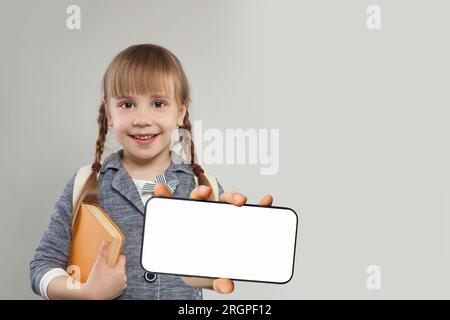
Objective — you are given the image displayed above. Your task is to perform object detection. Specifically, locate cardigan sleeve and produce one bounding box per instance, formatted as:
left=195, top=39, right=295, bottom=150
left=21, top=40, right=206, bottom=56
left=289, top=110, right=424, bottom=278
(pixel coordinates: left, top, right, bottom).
left=216, top=178, right=225, bottom=197
left=29, top=172, right=76, bottom=297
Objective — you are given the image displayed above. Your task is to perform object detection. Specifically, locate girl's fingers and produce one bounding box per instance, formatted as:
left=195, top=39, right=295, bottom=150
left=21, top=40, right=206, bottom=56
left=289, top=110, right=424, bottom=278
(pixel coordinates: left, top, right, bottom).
left=190, top=185, right=212, bottom=200
left=219, top=192, right=247, bottom=207
left=213, top=278, right=235, bottom=294
left=97, top=240, right=110, bottom=263
left=154, top=183, right=172, bottom=197
left=258, top=194, right=273, bottom=207
left=115, top=255, right=126, bottom=270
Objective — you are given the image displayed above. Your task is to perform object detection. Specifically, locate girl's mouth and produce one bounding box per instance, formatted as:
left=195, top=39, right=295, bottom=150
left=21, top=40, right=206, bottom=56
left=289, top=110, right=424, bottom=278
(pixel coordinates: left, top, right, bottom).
left=129, top=134, right=159, bottom=145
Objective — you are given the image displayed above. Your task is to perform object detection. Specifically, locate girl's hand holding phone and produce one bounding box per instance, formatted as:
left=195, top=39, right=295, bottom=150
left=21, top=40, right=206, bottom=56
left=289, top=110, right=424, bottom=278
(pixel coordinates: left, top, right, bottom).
left=153, top=183, right=273, bottom=294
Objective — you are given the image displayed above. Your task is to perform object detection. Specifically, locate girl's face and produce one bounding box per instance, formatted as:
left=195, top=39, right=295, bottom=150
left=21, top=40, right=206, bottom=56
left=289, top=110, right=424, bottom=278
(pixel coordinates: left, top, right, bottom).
left=105, top=83, right=186, bottom=165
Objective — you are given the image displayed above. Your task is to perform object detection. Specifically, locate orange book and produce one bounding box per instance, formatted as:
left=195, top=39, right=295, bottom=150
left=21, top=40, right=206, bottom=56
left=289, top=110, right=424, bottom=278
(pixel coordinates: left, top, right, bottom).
left=67, top=202, right=125, bottom=283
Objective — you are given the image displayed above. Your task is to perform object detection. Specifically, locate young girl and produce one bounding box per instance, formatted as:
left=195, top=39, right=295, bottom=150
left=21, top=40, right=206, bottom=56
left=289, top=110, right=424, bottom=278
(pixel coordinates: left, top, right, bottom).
left=29, top=44, right=273, bottom=300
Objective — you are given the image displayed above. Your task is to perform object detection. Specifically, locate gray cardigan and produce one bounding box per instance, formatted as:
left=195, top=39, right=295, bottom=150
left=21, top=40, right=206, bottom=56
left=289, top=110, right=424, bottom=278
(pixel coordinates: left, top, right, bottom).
left=29, top=149, right=224, bottom=299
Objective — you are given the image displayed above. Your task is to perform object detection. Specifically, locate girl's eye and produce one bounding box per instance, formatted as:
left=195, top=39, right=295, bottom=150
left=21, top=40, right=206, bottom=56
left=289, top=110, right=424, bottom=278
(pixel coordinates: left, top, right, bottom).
left=153, top=100, right=167, bottom=109
left=120, top=101, right=134, bottom=109
left=118, top=100, right=167, bottom=109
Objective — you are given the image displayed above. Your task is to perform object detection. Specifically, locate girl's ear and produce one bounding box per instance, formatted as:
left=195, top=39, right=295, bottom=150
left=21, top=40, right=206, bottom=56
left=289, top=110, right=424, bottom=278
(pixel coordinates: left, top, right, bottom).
left=103, top=99, right=113, bottom=127
left=177, top=103, right=188, bottom=127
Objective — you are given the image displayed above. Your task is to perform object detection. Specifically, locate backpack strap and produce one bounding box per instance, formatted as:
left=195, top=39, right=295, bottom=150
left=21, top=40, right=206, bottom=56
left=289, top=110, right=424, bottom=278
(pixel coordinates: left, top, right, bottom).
left=73, top=165, right=94, bottom=210
left=194, top=172, right=220, bottom=202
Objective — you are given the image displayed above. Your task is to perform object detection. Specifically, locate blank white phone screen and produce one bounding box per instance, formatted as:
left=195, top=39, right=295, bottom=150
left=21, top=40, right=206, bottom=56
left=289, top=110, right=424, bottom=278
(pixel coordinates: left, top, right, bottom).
left=141, top=197, right=298, bottom=284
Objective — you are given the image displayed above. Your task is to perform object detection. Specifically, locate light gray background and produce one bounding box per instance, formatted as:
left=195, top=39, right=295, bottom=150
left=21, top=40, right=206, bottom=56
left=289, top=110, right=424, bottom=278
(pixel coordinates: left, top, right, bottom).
left=1, top=0, right=449, bottom=299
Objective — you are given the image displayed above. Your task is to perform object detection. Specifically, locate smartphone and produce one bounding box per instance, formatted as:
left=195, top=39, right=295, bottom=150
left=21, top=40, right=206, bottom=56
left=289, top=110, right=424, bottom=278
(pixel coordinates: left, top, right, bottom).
left=140, top=196, right=299, bottom=284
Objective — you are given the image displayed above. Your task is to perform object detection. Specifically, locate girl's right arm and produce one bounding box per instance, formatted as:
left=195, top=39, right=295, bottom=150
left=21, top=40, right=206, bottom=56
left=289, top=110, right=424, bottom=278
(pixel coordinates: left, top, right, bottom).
left=47, top=241, right=127, bottom=300
left=29, top=173, right=77, bottom=298
left=29, top=173, right=126, bottom=300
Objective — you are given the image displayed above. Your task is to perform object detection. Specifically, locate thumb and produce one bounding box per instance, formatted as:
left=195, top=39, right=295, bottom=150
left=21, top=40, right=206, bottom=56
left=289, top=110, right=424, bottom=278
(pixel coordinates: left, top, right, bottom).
left=115, top=254, right=126, bottom=270
left=93, top=240, right=110, bottom=267
left=154, top=183, right=172, bottom=197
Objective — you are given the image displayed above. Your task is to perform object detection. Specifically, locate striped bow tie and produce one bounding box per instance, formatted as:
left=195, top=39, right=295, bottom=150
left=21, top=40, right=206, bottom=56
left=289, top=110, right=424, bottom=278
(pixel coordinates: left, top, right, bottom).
left=142, top=173, right=178, bottom=194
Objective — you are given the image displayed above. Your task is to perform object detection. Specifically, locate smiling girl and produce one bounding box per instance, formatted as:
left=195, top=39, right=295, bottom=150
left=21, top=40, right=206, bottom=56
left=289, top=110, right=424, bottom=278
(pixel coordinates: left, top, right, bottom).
left=29, top=44, right=273, bottom=300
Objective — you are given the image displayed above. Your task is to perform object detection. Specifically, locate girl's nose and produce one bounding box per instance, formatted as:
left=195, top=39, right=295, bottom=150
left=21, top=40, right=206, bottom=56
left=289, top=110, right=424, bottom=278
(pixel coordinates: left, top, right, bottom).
left=133, top=108, right=154, bottom=126
left=132, top=117, right=153, bottom=126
